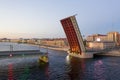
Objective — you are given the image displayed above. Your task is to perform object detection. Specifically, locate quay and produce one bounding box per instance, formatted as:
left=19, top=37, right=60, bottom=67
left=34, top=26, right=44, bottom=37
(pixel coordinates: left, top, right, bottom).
left=94, top=49, right=120, bottom=57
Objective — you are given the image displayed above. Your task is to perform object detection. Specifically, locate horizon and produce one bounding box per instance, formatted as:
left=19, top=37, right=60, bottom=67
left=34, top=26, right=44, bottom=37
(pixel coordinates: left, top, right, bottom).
left=0, top=0, right=120, bottom=38
left=0, top=30, right=120, bottom=39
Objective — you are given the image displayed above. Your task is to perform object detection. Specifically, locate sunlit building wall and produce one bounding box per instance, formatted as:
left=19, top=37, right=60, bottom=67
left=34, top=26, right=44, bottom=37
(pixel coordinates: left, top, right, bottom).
left=10, top=39, right=19, bottom=43
left=86, top=35, right=95, bottom=41
left=119, top=34, right=120, bottom=46
left=40, top=39, right=68, bottom=47
left=88, top=41, right=116, bottom=50
left=107, top=32, right=120, bottom=45
left=86, top=32, right=120, bottom=46
left=86, top=34, right=107, bottom=42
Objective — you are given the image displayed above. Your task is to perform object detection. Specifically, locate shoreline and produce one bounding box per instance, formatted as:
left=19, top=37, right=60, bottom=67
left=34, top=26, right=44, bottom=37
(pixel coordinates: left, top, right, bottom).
left=40, top=45, right=69, bottom=51
left=44, top=45, right=120, bottom=57
left=95, top=49, right=120, bottom=57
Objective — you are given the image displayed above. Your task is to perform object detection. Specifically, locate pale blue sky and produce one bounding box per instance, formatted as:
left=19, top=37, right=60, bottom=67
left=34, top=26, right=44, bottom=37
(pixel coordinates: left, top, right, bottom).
left=0, top=0, right=120, bottom=38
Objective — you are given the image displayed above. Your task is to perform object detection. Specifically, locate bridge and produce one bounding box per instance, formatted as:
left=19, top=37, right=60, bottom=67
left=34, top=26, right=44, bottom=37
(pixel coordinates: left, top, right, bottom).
left=0, top=43, right=44, bottom=57
left=60, top=15, right=120, bottom=58
left=0, top=16, right=119, bottom=58
left=60, top=15, right=98, bottom=58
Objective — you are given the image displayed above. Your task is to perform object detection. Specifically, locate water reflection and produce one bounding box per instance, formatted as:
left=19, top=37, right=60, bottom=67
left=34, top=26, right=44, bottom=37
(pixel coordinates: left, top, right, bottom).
left=66, top=55, right=86, bottom=80
left=44, top=64, right=50, bottom=80
left=94, top=60, right=106, bottom=80
left=66, top=55, right=109, bottom=80
left=66, top=55, right=71, bottom=65
left=8, top=63, right=14, bottom=80
left=38, top=61, right=50, bottom=80
left=0, top=46, right=120, bottom=80
left=0, top=55, right=50, bottom=80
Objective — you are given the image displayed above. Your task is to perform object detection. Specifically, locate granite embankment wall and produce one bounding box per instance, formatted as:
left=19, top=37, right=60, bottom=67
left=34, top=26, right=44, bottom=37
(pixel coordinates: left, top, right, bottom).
left=95, top=49, right=120, bottom=57
left=40, top=46, right=69, bottom=51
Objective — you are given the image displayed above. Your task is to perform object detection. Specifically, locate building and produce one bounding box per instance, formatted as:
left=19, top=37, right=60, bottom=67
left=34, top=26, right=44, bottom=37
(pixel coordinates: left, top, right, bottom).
left=86, top=34, right=107, bottom=42
left=86, top=31, right=120, bottom=46
left=40, top=38, right=69, bottom=47
left=10, top=39, right=19, bottom=43
left=119, top=34, right=120, bottom=46
left=107, top=32, right=120, bottom=46
left=0, top=38, right=11, bottom=42
left=88, top=41, right=116, bottom=50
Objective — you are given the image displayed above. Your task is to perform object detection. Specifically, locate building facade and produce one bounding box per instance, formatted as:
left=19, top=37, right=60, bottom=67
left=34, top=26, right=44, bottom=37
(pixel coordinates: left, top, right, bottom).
left=40, top=38, right=69, bottom=48
left=88, top=41, right=116, bottom=50
left=86, top=32, right=120, bottom=46
left=86, top=34, right=107, bottom=42
left=107, top=32, right=120, bottom=46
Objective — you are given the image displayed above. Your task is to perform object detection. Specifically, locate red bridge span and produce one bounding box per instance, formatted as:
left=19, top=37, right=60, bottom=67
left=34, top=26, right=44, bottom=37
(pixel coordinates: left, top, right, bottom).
left=60, top=15, right=93, bottom=58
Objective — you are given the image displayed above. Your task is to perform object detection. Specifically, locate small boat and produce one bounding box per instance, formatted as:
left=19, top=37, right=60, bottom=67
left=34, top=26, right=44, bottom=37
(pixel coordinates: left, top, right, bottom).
left=38, top=47, right=49, bottom=66
left=39, top=53, right=49, bottom=64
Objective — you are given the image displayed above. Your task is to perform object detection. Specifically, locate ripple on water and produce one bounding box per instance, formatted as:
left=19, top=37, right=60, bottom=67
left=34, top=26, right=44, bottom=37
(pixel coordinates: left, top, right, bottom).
left=0, top=56, right=39, bottom=71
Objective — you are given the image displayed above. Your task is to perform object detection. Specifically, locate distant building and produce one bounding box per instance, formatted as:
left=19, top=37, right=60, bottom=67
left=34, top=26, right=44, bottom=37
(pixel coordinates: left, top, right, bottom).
left=119, top=34, right=120, bottom=46
left=0, top=38, right=11, bottom=42
left=27, top=39, right=38, bottom=44
left=88, top=41, right=116, bottom=50
left=10, top=39, right=19, bottom=43
left=40, top=38, right=69, bottom=47
left=107, top=32, right=120, bottom=46
left=86, top=34, right=107, bottom=42
left=86, top=31, right=120, bottom=46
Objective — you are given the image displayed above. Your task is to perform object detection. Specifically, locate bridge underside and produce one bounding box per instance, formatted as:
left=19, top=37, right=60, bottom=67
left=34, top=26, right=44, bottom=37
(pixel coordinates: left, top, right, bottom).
left=60, top=15, right=93, bottom=58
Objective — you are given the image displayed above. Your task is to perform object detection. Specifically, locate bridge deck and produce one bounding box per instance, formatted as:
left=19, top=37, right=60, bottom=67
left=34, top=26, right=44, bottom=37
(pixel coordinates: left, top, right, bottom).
left=0, top=50, right=45, bottom=56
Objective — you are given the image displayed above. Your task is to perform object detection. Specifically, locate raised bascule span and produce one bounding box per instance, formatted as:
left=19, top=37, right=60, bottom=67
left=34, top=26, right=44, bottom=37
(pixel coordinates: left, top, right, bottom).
left=60, top=15, right=93, bottom=58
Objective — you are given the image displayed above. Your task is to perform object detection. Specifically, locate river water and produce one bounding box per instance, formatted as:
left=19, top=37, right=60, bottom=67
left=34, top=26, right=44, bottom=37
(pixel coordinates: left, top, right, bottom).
left=0, top=42, right=120, bottom=80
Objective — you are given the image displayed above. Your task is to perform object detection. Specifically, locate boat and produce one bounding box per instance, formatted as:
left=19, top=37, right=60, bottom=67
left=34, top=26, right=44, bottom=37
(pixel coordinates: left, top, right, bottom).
left=39, top=54, right=49, bottom=63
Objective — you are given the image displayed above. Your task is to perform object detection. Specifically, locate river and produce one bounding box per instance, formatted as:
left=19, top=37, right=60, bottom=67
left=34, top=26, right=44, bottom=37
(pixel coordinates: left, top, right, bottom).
left=0, top=42, right=120, bottom=80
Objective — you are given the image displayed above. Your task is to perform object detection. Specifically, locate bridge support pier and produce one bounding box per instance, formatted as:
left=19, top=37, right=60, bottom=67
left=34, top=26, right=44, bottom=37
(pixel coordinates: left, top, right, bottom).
left=68, top=51, right=93, bottom=58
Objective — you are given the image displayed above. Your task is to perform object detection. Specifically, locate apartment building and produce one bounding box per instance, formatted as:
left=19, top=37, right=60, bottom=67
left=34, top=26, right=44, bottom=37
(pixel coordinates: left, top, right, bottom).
left=88, top=41, right=116, bottom=50
left=86, top=31, right=120, bottom=46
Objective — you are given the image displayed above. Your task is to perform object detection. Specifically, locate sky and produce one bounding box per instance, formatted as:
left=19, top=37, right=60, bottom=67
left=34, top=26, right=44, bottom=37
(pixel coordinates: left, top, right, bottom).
left=0, top=0, right=120, bottom=39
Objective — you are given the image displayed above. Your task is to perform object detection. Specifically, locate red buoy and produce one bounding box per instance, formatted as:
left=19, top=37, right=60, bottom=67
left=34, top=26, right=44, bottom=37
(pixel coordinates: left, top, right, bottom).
left=9, top=54, right=13, bottom=57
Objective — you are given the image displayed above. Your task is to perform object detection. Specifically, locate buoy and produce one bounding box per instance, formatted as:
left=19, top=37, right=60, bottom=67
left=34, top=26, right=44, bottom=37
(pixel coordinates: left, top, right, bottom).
left=9, top=54, right=13, bottom=57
